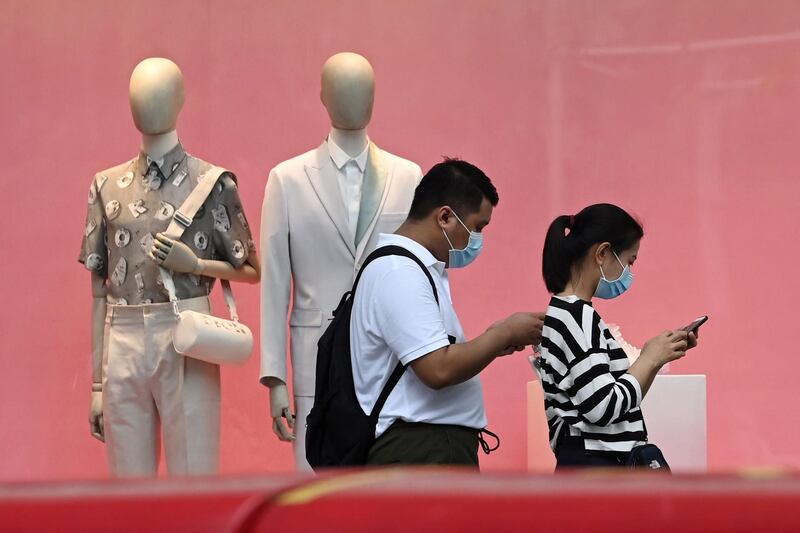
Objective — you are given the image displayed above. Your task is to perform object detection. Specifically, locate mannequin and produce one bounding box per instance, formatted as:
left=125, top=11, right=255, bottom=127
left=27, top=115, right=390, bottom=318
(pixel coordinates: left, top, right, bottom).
left=81, top=57, right=259, bottom=476
left=260, top=52, right=422, bottom=469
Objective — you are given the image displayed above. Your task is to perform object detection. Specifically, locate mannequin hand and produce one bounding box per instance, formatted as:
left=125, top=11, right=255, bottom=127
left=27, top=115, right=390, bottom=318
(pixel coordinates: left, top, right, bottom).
left=268, top=381, right=296, bottom=442
left=89, top=391, right=104, bottom=442
left=149, top=233, right=199, bottom=274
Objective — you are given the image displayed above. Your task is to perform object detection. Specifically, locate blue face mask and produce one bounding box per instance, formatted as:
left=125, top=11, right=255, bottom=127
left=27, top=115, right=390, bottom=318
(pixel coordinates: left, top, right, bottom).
left=594, top=250, right=633, bottom=299
left=442, top=210, right=483, bottom=269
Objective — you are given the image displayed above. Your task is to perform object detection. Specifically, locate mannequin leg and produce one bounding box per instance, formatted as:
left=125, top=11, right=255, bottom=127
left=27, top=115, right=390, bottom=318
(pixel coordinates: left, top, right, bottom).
left=160, top=355, right=220, bottom=475
left=153, top=298, right=220, bottom=476
left=103, top=315, right=160, bottom=477
left=293, top=395, right=314, bottom=472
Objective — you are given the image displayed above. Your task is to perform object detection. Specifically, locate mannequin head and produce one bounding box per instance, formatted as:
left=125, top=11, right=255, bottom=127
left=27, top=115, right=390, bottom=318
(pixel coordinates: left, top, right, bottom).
left=320, top=52, right=375, bottom=130
left=129, top=58, right=185, bottom=135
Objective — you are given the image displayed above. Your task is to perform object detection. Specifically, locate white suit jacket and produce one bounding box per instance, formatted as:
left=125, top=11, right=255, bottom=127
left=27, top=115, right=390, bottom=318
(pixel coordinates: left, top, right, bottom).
left=260, top=141, right=422, bottom=396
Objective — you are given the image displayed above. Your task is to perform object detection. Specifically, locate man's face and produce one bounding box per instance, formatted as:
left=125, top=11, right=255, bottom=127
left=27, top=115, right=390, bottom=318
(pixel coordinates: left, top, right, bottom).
left=444, top=197, right=493, bottom=251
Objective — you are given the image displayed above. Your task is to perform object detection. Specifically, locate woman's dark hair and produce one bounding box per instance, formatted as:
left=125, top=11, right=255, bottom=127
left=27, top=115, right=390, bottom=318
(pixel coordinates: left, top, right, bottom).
left=542, top=203, right=644, bottom=294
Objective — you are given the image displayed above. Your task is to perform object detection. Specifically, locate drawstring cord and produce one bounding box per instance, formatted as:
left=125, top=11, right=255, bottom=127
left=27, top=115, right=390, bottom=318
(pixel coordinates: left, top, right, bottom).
left=478, top=428, right=500, bottom=455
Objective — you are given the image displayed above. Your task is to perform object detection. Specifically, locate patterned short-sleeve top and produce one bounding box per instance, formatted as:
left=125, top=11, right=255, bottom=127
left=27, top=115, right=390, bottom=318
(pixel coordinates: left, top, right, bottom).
left=78, top=143, right=255, bottom=305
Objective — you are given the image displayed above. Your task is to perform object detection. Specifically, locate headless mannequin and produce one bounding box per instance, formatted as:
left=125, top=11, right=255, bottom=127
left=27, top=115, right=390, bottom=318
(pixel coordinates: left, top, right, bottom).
left=88, top=57, right=259, bottom=443
left=263, top=52, right=375, bottom=444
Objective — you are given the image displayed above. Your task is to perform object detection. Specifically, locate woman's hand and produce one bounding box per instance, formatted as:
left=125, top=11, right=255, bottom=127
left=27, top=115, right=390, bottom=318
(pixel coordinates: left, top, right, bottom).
left=640, top=330, right=689, bottom=368
left=687, top=331, right=698, bottom=350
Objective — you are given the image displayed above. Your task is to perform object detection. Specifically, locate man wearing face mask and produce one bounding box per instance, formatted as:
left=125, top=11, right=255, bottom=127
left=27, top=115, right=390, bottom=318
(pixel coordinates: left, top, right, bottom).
left=349, top=158, right=544, bottom=467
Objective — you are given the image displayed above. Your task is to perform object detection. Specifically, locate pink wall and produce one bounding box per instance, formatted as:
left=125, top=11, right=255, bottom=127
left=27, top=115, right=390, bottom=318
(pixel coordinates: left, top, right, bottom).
left=1, top=0, right=799, bottom=481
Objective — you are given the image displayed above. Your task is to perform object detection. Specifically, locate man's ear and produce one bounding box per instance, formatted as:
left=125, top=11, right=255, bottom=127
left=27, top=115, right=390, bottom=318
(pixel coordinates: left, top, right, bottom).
left=435, top=206, right=452, bottom=228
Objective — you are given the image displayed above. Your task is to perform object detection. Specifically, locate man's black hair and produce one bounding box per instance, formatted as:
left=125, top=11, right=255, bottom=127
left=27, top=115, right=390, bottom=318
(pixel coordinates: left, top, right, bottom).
left=407, top=158, right=498, bottom=220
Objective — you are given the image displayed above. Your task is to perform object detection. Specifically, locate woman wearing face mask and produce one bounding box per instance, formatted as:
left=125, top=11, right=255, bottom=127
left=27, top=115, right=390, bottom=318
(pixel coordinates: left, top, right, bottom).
left=538, top=203, right=698, bottom=469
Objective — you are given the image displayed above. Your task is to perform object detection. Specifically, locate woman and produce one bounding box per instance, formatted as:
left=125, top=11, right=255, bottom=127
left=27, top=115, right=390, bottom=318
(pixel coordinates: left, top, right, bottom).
left=539, top=203, right=697, bottom=469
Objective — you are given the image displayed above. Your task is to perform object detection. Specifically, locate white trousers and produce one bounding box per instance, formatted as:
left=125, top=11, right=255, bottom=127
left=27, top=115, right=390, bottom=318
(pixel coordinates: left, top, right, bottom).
left=102, top=296, right=220, bottom=477
left=293, top=395, right=314, bottom=471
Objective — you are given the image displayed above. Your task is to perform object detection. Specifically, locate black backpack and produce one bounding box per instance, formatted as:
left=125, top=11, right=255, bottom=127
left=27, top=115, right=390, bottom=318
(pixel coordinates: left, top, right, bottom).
left=305, top=245, right=439, bottom=469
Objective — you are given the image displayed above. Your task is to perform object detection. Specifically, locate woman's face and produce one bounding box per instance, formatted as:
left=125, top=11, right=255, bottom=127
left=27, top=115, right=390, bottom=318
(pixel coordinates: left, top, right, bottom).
left=598, top=239, right=640, bottom=280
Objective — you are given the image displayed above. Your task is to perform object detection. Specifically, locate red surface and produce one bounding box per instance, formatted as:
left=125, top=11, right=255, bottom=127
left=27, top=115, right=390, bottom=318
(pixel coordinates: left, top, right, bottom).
left=1, top=471, right=800, bottom=532
left=0, top=475, right=304, bottom=533
left=1, top=0, right=800, bottom=481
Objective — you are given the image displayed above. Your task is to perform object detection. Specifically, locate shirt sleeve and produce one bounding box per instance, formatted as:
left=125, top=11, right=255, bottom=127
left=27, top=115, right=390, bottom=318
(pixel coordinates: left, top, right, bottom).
left=552, top=306, right=643, bottom=426
left=78, top=176, right=108, bottom=278
left=210, top=173, right=254, bottom=268
left=372, top=261, right=451, bottom=366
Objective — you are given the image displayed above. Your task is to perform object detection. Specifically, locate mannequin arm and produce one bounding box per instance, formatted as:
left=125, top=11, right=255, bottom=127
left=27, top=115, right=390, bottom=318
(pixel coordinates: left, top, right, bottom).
left=150, top=233, right=260, bottom=283
left=90, top=272, right=106, bottom=442
left=264, top=377, right=295, bottom=441
left=259, top=170, right=293, bottom=439
left=196, top=253, right=260, bottom=284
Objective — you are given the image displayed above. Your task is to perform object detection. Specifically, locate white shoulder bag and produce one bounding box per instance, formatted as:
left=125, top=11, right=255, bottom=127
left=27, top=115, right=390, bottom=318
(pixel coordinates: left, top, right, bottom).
left=159, top=166, right=253, bottom=365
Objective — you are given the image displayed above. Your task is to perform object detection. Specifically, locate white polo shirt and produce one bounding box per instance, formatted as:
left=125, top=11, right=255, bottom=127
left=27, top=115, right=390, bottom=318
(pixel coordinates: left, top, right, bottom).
left=350, top=233, right=488, bottom=438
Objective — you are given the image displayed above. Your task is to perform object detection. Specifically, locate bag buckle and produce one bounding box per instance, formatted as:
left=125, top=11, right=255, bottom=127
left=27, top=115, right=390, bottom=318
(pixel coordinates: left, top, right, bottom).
left=174, top=210, right=192, bottom=228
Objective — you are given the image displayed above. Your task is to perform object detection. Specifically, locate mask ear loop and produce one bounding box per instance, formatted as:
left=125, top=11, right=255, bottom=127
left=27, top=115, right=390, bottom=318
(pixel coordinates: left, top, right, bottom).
left=451, top=210, right=471, bottom=234
left=601, top=249, right=627, bottom=282
left=441, top=207, right=460, bottom=251
left=441, top=226, right=456, bottom=251
left=612, top=250, right=626, bottom=270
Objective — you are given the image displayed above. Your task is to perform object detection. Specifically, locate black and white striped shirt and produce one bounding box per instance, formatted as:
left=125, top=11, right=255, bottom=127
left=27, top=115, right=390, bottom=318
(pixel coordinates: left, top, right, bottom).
left=539, top=295, right=647, bottom=456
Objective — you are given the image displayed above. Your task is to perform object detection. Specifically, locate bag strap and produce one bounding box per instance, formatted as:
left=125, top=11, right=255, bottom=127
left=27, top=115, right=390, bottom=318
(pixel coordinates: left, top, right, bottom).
left=158, top=166, right=240, bottom=321
left=352, top=245, right=440, bottom=423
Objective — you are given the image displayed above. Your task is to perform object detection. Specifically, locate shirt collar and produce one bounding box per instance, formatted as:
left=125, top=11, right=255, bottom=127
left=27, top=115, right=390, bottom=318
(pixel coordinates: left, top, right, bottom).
left=376, top=233, right=446, bottom=275
left=135, top=142, right=186, bottom=177
left=554, top=294, right=593, bottom=306
left=327, top=136, right=369, bottom=172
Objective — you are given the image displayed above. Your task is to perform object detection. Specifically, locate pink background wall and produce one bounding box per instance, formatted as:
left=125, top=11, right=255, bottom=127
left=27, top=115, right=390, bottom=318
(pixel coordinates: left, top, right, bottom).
left=1, top=0, right=798, bottom=481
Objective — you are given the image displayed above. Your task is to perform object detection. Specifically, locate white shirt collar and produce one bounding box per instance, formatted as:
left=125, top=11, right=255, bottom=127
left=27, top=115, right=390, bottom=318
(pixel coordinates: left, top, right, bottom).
left=145, top=155, right=165, bottom=170
left=376, top=233, right=446, bottom=275
left=327, top=136, right=369, bottom=172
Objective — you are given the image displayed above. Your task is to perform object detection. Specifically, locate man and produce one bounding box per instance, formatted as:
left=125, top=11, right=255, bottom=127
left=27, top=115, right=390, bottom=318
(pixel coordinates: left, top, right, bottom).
left=350, top=158, right=544, bottom=467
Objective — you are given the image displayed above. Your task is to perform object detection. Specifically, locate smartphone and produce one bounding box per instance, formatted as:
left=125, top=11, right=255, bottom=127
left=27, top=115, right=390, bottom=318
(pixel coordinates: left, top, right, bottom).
left=682, top=315, right=709, bottom=334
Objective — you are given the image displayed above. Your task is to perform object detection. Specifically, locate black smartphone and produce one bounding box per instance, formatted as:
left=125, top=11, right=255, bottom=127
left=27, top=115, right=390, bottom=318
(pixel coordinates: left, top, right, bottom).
left=682, top=315, right=709, bottom=334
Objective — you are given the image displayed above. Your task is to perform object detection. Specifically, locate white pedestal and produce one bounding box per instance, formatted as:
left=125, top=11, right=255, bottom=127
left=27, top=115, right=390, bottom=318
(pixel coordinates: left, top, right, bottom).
left=527, top=375, right=707, bottom=472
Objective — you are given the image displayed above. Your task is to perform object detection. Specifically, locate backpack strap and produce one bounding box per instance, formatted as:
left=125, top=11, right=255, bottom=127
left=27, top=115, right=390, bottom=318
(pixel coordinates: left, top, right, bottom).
left=350, top=245, right=439, bottom=304
left=351, top=245, right=440, bottom=423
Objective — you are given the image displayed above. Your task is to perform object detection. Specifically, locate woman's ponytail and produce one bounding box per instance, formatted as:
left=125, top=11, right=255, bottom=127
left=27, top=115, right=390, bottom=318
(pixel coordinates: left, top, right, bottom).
left=542, top=215, right=575, bottom=294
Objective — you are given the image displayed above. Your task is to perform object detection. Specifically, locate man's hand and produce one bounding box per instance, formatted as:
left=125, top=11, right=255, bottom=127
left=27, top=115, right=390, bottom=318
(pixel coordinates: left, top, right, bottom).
left=491, top=312, right=545, bottom=350
left=149, top=233, right=200, bottom=274
left=268, top=381, right=295, bottom=442
left=89, top=391, right=104, bottom=442
left=497, top=345, right=527, bottom=357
